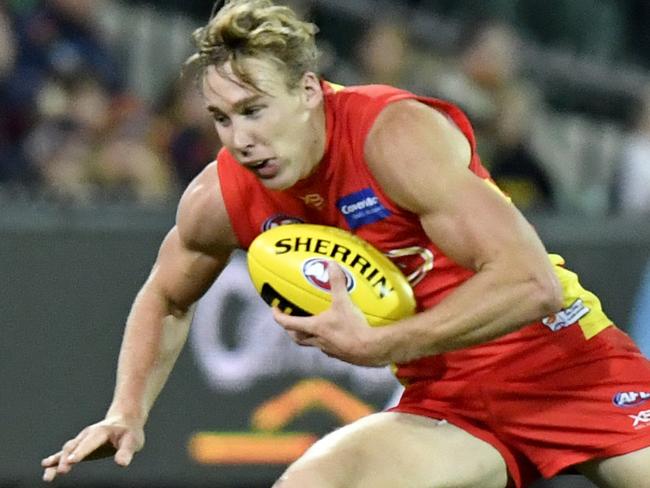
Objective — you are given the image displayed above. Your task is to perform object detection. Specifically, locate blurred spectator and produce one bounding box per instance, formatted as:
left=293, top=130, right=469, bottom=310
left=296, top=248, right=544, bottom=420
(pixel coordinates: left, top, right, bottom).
left=1, top=0, right=125, bottom=190
left=416, top=0, right=625, bottom=63
left=617, top=87, right=650, bottom=214
left=518, top=0, right=625, bottom=62
left=1, top=0, right=178, bottom=204
left=434, top=19, right=555, bottom=211
left=330, top=16, right=441, bottom=96
left=354, top=19, right=411, bottom=87
left=11, top=0, right=122, bottom=98
left=435, top=19, right=521, bottom=149
left=0, top=1, right=32, bottom=184
left=154, top=75, right=221, bottom=188
left=23, top=74, right=107, bottom=201
left=92, top=90, right=176, bottom=204
left=92, top=131, right=175, bottom=204
left=24, top=74, right=175, bottom=204
left=489, top=85, right=554, bottom=212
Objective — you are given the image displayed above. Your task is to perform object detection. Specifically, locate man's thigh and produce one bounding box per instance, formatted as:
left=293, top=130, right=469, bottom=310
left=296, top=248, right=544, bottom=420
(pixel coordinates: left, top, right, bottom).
left=276, top=411, right=509, bottom=488
left=577, top=445, right=650, bottom=488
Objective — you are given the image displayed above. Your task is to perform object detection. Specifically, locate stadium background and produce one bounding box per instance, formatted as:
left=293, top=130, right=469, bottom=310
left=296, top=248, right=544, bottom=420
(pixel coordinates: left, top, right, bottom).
left=2, top=1, right=650, bottom=487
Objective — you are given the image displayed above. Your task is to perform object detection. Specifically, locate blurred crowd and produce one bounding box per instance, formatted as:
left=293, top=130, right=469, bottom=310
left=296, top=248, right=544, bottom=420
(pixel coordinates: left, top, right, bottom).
left=1, top=0, right=649, bottom=215
left=0, top=0, right=218, bottom=205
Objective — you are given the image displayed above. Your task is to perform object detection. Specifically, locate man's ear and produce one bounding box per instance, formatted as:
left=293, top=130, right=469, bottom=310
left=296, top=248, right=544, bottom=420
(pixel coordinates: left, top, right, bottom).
left=301, top=72, right=323, bottom=108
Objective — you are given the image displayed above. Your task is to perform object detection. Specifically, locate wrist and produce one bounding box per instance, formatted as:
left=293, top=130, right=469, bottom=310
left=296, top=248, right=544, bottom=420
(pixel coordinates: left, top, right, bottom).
left=374, top=317, right=440, bottom=365
left=368, top=325, right=403, bottom=365
left=106, top=403, right=147, bottom=427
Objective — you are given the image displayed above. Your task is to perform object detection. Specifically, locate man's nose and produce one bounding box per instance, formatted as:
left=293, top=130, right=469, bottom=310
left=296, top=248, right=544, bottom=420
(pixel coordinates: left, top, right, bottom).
left=232, top=124, right=255, bottom=157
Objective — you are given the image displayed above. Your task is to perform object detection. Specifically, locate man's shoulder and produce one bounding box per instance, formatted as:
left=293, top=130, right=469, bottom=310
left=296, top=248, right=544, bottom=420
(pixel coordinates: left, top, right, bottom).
left=324, top=82, right=421, bottom=146
left=324, top=81, right=414, bottom=106
left=176, top=161, right=239, bottom=252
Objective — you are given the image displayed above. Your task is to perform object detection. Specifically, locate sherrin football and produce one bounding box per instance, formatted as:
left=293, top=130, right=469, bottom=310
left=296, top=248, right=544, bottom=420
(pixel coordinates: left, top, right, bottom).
left=247, top=224, right=416, bottom=326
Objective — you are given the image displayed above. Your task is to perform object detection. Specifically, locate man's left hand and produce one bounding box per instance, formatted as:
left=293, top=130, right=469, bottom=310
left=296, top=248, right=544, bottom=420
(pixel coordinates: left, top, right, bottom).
left=273, top=262, right=391, bottom=367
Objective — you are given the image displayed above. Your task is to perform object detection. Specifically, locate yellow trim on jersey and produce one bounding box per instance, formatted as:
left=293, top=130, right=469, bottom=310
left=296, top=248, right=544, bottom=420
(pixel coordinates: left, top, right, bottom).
left=548, top=254, right=613, bottom=339
left=324, top=81, right=345, bottom=92
left=482, top=178, right=609, bottom=339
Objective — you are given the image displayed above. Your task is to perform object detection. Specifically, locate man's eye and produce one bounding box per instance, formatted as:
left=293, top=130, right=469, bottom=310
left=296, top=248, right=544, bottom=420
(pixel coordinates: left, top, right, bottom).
left=242, top=106, right=263, bottom=117
left=213, top=114, right=229, bottom=125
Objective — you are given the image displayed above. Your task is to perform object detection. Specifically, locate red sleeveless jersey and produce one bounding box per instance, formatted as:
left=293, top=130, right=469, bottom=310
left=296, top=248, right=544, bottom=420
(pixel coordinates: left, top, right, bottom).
left=217, top=81, right=612, bottom=384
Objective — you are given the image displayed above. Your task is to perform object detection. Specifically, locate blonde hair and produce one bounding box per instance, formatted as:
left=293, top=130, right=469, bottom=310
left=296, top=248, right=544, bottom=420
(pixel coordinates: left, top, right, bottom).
left=185, top=0, right=320, bottom=91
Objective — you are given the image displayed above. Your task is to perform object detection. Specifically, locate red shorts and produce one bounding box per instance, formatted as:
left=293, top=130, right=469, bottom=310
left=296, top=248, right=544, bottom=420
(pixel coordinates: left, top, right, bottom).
left=391, top=325, right=650, bottom=488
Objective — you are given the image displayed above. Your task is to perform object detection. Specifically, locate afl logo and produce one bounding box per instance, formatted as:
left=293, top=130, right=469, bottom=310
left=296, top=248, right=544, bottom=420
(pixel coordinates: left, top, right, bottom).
left=613, top=391, right=650, bottom=408
left=262, top=214, right=304, bottom=231
left=302, top=259, right=355, bottom=293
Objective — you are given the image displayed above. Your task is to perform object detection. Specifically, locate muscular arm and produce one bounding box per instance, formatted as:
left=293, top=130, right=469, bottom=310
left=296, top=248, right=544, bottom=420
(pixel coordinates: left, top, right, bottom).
left=109, top=161, right=237, bottom=425
left=365, top=100, right=563, bottom=362
left=107, top=233, right=222, bottom=425
left=42, top=162, right=237, bottom=480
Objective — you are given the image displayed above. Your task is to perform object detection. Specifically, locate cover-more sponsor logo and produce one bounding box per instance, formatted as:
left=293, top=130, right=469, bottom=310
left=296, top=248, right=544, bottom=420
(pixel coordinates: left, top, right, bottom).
left=336, top=188, right=390, bottom=229
left=340, top=196, right=379, bottom=215
left=542, top=298, right=590, bottom=332
left=613, top=391, right=650, bottom=408
left=302, top=258, right=355, bottom=293
left=629, top=409, right=650, bottom=429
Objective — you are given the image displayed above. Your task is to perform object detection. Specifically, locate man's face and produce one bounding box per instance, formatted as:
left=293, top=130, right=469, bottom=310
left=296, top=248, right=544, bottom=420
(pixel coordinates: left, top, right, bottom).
left=201, top=58, right=324, bottom=190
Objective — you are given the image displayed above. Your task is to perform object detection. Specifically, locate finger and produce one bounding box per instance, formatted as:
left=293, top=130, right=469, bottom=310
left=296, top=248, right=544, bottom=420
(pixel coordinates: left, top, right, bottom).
left=271, top=306, right=290, bottom=322
left=41, top=451, right=62, bottom=467
left=60, top=437, right=83, bottom=464
left=55, top=461, right=73, bottom=475
left=114, top=433, right=139, bottom=466
left=67, top=430, right=111, bottom=465
left=43, top=466, right=59, bottom=482
left=115, top=448, right=134, bottom=467
left=327, top=262, right=350, bottom=301
left=53, top=439, right=78, bottom=474
left=272, top=307, right=315, bottom=333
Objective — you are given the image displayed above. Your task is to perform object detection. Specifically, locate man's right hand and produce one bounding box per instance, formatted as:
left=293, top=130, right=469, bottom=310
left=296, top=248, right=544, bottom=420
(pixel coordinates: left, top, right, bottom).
left=41, top=417, right=145, bottom=482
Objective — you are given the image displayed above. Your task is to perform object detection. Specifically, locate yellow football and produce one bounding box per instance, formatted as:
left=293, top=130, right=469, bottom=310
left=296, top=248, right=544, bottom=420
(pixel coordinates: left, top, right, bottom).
left=247, top=224, right=416, bottom=326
